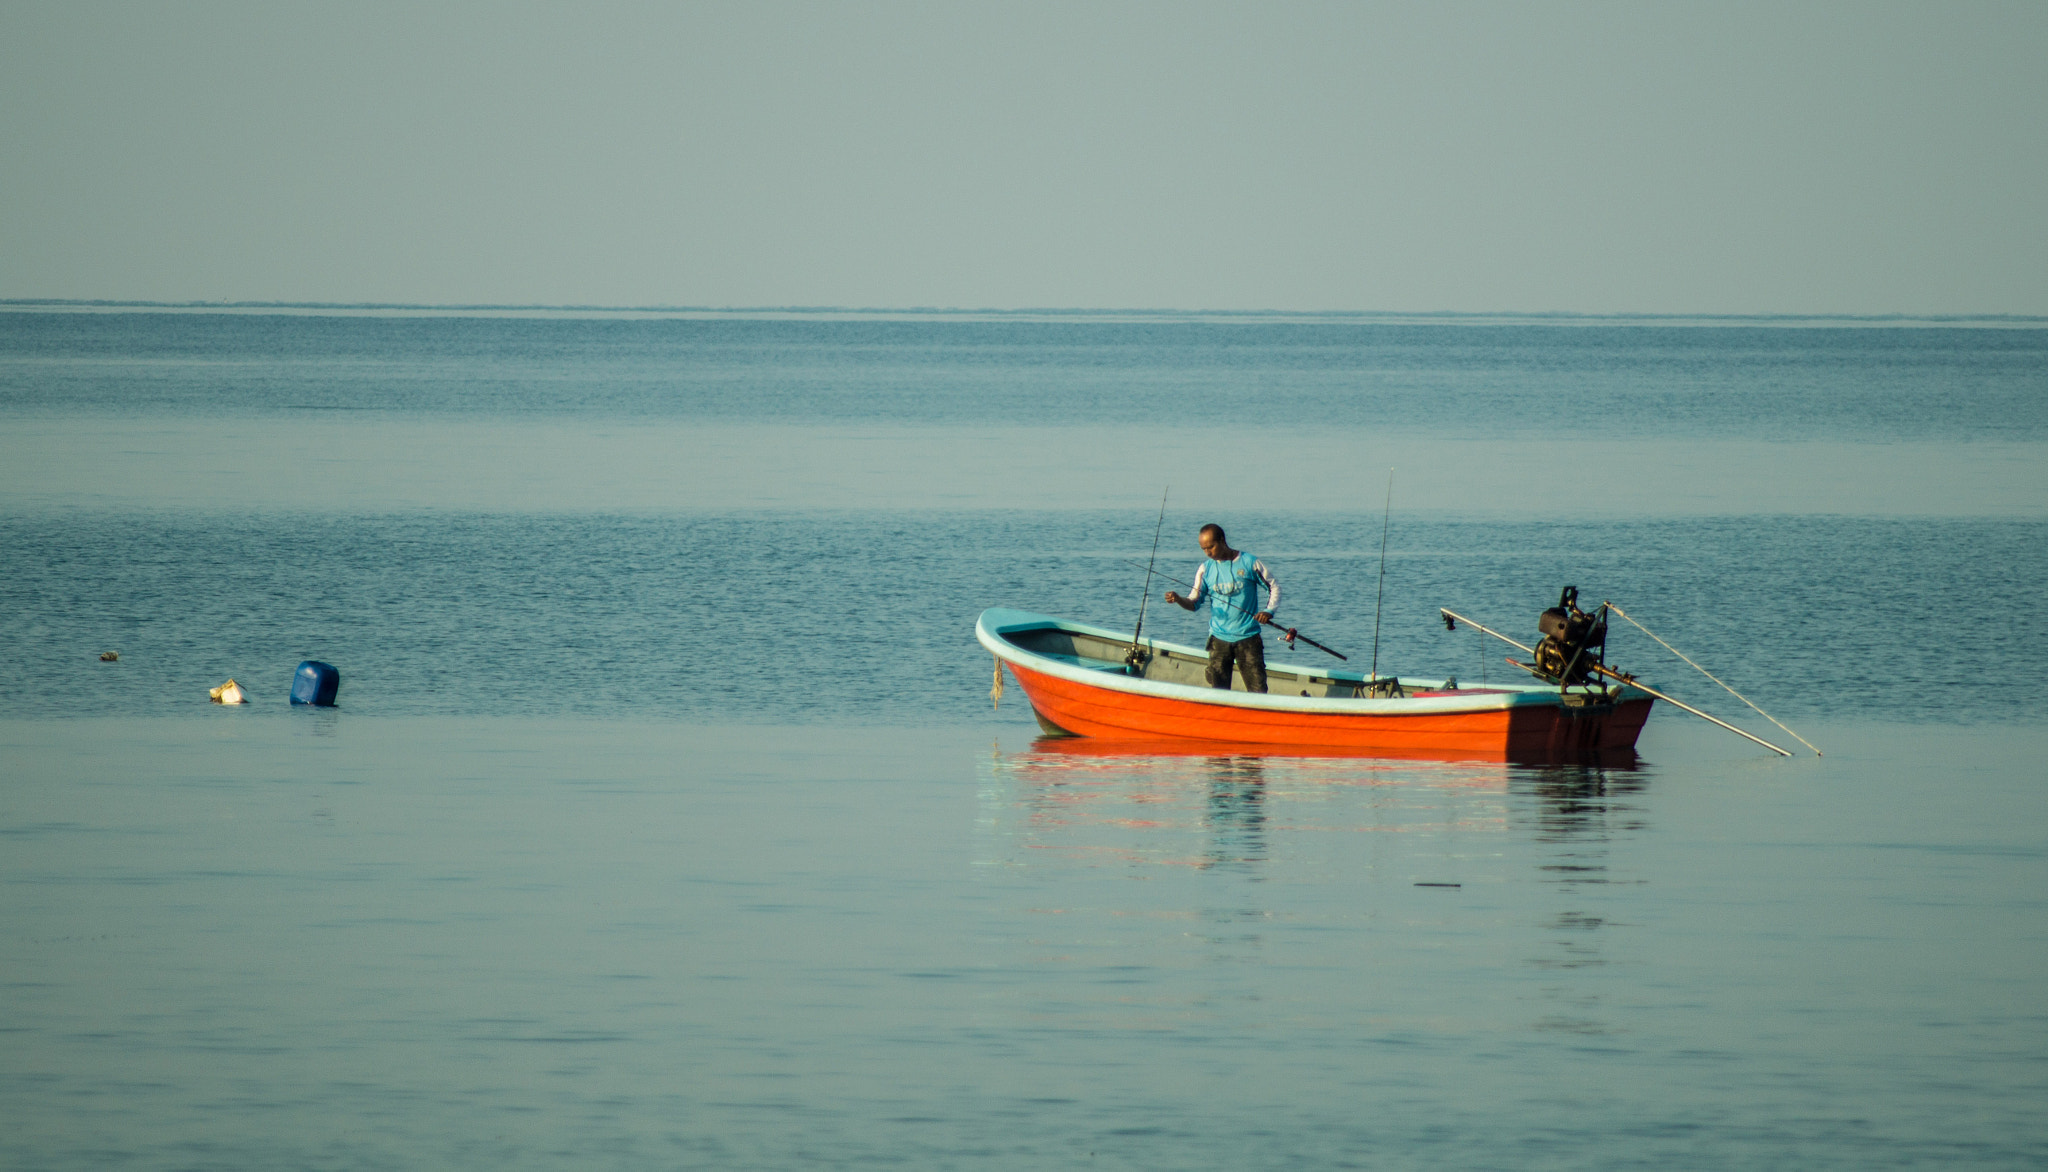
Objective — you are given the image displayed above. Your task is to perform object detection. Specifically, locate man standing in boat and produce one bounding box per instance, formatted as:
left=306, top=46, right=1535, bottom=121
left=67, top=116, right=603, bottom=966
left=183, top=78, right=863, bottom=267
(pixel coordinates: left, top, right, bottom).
left=1163, top=523, right=1280, bottom=693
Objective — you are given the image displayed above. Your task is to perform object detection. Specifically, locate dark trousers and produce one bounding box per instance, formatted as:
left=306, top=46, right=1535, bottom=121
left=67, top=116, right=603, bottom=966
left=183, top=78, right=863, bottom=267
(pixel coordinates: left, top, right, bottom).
left=1205, top=634, right=1268, bottom=693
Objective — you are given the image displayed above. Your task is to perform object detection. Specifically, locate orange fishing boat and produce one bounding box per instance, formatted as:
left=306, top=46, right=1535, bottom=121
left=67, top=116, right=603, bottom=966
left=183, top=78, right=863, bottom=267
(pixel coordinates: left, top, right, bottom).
left=977, top=608, right=1653, bottom=760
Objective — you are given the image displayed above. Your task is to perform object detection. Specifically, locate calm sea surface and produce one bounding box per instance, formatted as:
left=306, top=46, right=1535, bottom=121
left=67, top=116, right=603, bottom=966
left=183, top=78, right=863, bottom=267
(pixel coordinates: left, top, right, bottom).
left=3, top=310, right=2045, bottom=1168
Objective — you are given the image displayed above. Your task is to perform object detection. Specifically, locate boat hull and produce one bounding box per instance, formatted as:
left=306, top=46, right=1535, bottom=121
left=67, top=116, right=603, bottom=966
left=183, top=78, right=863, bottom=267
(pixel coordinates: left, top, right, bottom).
left=979, top=608, right=1652, bottom=761
left=1006, top=661, right=1650, bottom=757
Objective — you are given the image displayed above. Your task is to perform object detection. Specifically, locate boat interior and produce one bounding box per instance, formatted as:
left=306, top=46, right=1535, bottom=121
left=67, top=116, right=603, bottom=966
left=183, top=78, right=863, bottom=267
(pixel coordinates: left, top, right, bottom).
left=1004, top=625, right=1411, bottom=698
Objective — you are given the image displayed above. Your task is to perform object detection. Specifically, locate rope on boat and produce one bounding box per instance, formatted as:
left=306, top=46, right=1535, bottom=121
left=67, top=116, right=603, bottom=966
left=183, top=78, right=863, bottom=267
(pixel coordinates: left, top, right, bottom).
left=990, top=655, right=1003, bottom=710
left=1606, top=603, right=1821, bottom=756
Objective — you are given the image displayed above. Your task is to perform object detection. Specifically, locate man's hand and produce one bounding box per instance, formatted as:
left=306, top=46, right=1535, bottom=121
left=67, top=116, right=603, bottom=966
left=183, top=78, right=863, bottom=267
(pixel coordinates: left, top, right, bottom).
left=1255, top=611, right=1273, bottom=624
left=1164, top=590, right=1180, bottom=604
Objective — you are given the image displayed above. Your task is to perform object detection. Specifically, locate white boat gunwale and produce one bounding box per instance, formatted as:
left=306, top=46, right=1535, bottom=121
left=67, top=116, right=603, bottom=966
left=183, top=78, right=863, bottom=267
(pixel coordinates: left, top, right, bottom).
left=977, top=608, right=1638, bottom=716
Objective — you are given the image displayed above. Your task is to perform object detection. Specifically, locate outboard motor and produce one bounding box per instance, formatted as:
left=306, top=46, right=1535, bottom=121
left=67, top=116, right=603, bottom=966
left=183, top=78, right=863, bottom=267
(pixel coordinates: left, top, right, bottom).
left=1534, top=585, right=1606, bottom=685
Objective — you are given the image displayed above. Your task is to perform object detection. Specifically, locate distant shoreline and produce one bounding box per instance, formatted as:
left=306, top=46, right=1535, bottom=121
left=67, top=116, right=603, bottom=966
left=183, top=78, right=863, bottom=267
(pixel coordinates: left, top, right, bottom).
left=2, top=300, right=2044, bottom=328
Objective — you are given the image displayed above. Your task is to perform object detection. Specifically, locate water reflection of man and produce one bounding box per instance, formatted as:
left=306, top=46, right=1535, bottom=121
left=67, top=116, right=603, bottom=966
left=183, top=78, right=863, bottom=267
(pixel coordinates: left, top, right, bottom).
left=1204, top=756, right=1268, bottom=869
left=1163, top=523, right=1280, bottom=693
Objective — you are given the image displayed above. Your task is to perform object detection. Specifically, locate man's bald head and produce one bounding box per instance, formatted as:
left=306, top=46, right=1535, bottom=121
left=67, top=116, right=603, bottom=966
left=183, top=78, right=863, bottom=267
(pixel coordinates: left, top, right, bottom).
left=1196, top=523, right=1235, bottom=561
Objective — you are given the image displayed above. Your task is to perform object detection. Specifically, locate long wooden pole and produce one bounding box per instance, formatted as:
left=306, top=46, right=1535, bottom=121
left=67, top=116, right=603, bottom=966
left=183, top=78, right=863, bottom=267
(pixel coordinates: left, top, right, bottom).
left=1439, top=608, right=1794, bottom=757
left=1606, top=603, right=1821, bottom=756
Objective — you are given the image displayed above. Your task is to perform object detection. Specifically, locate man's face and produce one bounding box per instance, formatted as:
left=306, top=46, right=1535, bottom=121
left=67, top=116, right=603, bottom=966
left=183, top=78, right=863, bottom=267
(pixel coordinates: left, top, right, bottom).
left=1198, top=531, right=1220, bottom=558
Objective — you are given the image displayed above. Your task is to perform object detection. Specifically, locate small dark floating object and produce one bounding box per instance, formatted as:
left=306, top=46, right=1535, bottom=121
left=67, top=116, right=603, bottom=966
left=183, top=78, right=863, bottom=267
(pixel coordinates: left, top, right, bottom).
left=291, top=660, right=341, bottom=707
left=99, top=651, right=119, bottom=661
left=1415, top=882, right=1462, bottom=888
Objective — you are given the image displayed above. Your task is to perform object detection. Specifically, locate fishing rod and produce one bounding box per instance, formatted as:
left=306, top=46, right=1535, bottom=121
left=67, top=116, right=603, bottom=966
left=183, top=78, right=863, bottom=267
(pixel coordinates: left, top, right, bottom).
left=1117, top=559, right=1349, bottom=661
left=1125, top=488, right=1169, bottom=670
left=1370, top=469, right=1392, bottom=680
left=1438, top=607, right=1794, bottom=757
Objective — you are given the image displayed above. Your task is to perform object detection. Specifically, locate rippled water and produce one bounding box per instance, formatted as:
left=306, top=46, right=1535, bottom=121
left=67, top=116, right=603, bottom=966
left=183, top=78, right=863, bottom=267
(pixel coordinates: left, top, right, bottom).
left=5, top=717, right=2043, bottom=1169
left=2, top=311, right=2044, bottom=1168
left=6, top=312, right=2045, bottom=440
left=2, top=510, right=2044, bottom=723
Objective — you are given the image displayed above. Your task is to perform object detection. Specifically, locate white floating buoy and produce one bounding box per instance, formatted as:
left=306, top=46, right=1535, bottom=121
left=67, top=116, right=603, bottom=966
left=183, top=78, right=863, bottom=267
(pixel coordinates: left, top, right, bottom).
left=209, top=678, right=246, bottom=705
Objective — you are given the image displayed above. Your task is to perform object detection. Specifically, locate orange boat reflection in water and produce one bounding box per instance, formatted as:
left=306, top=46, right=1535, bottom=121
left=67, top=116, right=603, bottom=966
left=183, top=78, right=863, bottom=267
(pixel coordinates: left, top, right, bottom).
left=985, top=728, right=1648, bottom=874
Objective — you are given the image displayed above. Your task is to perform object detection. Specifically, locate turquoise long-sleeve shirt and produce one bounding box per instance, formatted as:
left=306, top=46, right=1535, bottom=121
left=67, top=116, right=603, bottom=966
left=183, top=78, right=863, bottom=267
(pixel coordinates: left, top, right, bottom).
left=1185, top=552, right=1279, bottom=642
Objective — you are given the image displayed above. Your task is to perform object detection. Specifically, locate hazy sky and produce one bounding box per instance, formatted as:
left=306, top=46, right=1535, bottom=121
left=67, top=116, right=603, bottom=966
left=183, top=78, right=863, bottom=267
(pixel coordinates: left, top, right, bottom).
left=3, top=1, right=2044, bottom=313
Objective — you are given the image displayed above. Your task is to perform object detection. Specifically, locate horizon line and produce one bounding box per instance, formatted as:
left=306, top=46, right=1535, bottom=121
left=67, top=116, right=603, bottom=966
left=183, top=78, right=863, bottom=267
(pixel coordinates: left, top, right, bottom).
left=3, top=298, right=2045, bottom=325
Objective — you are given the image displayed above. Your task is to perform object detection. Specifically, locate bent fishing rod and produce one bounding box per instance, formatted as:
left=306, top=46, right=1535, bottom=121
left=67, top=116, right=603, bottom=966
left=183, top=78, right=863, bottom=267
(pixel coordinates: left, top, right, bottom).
left=1438, top=607, right=1793, bottom=756
left=1117, top=559, right=1349, bottom=661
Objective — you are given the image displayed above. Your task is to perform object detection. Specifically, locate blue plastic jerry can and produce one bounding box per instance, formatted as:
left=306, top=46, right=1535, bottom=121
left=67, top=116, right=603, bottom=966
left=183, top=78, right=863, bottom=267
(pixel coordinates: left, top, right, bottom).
left=291, top=660, right=341, bottom=706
